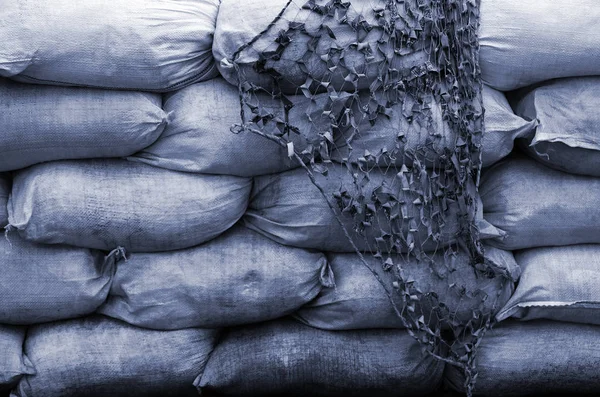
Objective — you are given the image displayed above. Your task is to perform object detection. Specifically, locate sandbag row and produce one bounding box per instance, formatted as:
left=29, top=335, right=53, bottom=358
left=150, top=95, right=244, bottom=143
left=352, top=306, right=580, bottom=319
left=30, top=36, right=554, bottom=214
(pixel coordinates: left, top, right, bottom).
left=0, top=225, right=330, bottom=328
left=4, top=0, right=595, bottom=95
left=0, top=223, right=518, bottom=334
left=129, top=78, right=536, bottom=176
left=0, top=316, right=451, bottom=397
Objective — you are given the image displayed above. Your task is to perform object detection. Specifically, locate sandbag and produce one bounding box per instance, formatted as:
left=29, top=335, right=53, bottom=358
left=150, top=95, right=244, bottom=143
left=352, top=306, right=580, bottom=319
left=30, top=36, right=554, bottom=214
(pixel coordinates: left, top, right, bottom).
left=481, top=85, right=537, bottom=167
left=99, top=225, right=330, bottom=330
left=481, top=154, right=600, bottom=250
left=0, top=326, right=33, bottom=392
left=0, top=175, right=8, bottom=227
left=129, top=78, right=313, bottom=176
left=197, top=318, right=444, bottom=396
left=12, top=316, right=218, bottom=397
left=446, top=321, right=600, bottom=396
left=497, top=245, right=600, bottom=325
left=515, top=77, right=600, bottom=177
left=295, top=245, right=518, bottom=330
left=0, top=0, right=219, bottom=91
left=245, top=163, right=486, bottom=252
left=8, top=160, right=252, bottom=252
left=479, top=0, right=600, bottom=91
left=213, top=0, right=430, bottom=92
left=0, top=233, right=112, bottom=324
left=0, top=79, right=166, bottom=171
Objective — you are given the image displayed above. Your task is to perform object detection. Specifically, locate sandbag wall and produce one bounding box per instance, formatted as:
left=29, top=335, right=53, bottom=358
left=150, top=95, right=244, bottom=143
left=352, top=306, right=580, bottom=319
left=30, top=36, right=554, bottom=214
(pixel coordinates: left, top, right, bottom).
left=445, top=1, right=600, bottom=396
left=1, top=1, right=598, bottom=397
left=0, top=1, right=492, bottom=396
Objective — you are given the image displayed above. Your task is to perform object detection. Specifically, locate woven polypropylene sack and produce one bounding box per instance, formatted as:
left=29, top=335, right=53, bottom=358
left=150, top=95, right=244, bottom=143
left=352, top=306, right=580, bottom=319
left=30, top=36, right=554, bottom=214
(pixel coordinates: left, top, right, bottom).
left=496, top=245, right=600, bottom=325
left=0, top=78, right=166, bottom=172
left=11, top=316, right=218, bottom=397
left=479, top=0, right=600, bottom=91
left=0, top=326, right=33, bottom=392
left=481, top=154, right=600, bottom=250
left=213, top=0, right=431, bottom=93
left=515, top=77, right=600, bottom=177
left=245, top=163, right=476, bottom=252
left=196, top=318, right=444, bottom=396
left=129, top=78, right=311, bottom=176
left=445, top=321, right=600, bottom=396
left=0, top=175, right=8, bottom=227
left=481, top=85, right=537, bottom=168
left=0, top=233, right=112, bottom=324
left=295, top=245, right=518, bottom=330
left=99, top=225, right=331, bottom=330
left=0, top=0, right=219, bottom=91
left=8, top=160, right=252, bottom=252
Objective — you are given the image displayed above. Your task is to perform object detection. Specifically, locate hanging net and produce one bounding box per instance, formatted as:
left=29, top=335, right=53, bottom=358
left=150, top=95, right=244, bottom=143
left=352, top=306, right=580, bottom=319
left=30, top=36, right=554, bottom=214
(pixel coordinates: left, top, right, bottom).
left=226, top=0, right=511, bottom=395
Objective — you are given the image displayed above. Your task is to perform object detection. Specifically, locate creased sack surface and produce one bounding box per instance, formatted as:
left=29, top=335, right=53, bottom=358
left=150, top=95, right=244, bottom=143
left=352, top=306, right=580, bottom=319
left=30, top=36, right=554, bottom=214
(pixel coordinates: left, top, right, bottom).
left=515, top=77, right=600, bottom=177
left=197, top=318, right=444, bottom=396
left=99, top=225, right=330, bottom=330
left=0, top=175, right=8, bottom=227
left=0, top=326, right=33, bottom=392
left=481, top=154, right=600, bottom=250
left=497, top=245, right=600, bottom=325
left=295, top=245, right=518, bottom=330
left=481, top=85, right=536, bottom=168
left=0, top=78, right=166, bottom=172
left=12, top=316, right=218, bottom=397
left=8, top=160, right=251, bottom=252
left=0, top=0, right=219, bottom=91
left=245, top=164, right=480, bottom=252
left=446, top=321, right=600, bottom=396
left=479, top=0, right=600, bottom=91
left=213, top=0, right=429, bottom=92
left=0, top=233, right=112, bottom=324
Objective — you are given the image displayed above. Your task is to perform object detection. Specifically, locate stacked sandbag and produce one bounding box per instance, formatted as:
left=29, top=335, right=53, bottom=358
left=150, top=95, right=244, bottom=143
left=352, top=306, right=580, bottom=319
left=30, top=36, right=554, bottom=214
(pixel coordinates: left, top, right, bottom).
left=481, top=154, right=600, bottom=250
left=99, top=225, right=332, bottom=329
left=245, top=163, right=478, bottom=252
left=11, top=316, right=218, bottom=397
left=7, top=160, right=251, bottom=252
left=0, top=234, right=112, bottom=324
left=479, top=0, right=600, bottom=91
left=0, top=0, right=220, bottom=91
left=446, top=321, right=600, bottom=396
left=514, top=77, right=600, bottom=177
left=0, top=78, right=166, bottom=171
left=197, top=318, right=445, bottom=396
left=497, top=245, right=600, bottom=324
left=213, top=0, right=430, bottom=92
left=294, top=245, right=519, bottom=330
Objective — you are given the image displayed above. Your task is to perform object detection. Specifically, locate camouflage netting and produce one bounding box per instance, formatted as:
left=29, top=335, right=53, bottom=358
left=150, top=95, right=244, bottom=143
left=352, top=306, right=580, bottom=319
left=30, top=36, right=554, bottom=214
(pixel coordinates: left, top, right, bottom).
left=226, top=0, right=508, bottom=395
